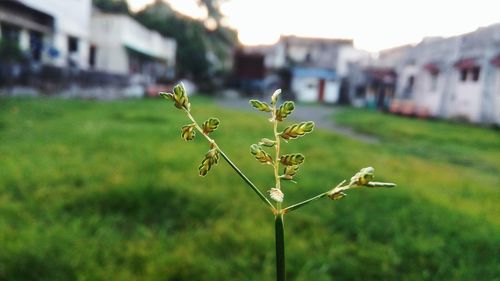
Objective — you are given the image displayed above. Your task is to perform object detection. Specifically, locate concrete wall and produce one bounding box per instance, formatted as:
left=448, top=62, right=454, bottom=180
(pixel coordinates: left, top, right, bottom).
left=90, top=14, right=176, bottom=75
left=20, top=0, right=92, bottom=68
left=292, top=76, right=339, bottom=103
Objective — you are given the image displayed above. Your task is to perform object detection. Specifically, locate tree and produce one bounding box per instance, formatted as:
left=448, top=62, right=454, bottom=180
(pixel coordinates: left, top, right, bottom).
left=92, top=0, right=130, bottom=14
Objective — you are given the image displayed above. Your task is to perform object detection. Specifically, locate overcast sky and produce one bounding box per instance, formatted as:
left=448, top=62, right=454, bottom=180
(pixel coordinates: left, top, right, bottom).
left=128, top=0, right=500, bottom=52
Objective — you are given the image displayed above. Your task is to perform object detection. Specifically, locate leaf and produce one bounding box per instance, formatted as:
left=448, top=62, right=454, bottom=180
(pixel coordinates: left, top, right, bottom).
left=250, top=144, right=273, bottom=164
left=280, top=121, right=315, bottom=140
left=202, top=118, right=220, bottom=134
left=181, top=124, right=196, bottom=141
left=276, top=101, right=295, bottom=121
left=280, top=153, right=305, bottom=166
left=249, top=100, right=272, bottom=112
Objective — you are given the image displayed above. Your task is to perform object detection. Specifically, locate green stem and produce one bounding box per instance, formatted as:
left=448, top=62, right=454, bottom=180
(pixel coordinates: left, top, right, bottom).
left=283, top=191, right=328, bottom=214
left=275, top=214, right=286, bottom=281
left=184, top=109, right=275, bottom=212
left=218, top=149, right=276, bottom=211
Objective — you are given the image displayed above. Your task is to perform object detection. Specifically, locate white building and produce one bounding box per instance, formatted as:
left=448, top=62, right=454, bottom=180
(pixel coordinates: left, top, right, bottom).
left=380, top=24, right=500, bottom=124
left=90, top=12, right=176, bottom=82
left=19, top=0, right=92, bottom=68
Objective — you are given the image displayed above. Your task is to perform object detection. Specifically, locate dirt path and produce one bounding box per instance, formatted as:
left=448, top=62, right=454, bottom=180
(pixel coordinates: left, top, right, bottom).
left=216, top=98, right=379, bottom=144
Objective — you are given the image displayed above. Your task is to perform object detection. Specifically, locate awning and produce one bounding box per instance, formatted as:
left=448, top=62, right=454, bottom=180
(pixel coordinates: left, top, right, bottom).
left=454, top=58, right=478, bottom=69
left=292, top=67, right=337, bottom=80
left=491, top=56, right=500, bottom=67
left=423, top=63, right=440, bottom=75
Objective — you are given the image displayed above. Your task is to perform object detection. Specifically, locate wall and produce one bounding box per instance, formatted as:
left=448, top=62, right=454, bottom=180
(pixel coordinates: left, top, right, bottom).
left=90, top=14, right=176, bottom=75
left=19, top=0, right=92, bottom=68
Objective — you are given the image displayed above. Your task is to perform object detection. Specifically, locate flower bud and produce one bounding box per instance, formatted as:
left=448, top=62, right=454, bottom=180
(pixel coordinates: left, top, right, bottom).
left=249, top=100, right=272, bottom=112
left=202, top=118, right=220, bottom=134
left=349, top=167, right=375, bottom=187
left=198, top=148, right=220, bottom=176
left=280, top=153, right=305, bottom=166
left=250, top=144, right=273, bottom=164
left=160, top=82, right=190, bottom=111
left=271, top=89, right=281, bottom=105
left=280, top=121, right=315, bottom=140
left=181, top=124, right=196, bottom=141
left=275, top=101, right=295, bottom=121
left=258, top=138, right=276, bottom=147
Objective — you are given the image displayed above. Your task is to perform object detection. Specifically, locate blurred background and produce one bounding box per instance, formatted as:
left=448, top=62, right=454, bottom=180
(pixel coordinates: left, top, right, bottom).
left=0, top=0, right=499, bottom=280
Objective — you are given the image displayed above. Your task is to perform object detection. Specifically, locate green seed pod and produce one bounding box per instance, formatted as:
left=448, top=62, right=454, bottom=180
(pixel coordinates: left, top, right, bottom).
left=280, top=121, right=315, bottom=140
left=198, top=148, right=220, bottom=176
left=250, top=144, right=273, bottom=164
left=280, top=153, right=305, bottom=166
left=349, top=167, right=375, bottom=186
left=275, top=101, right=295, bottom=121
left=202, top=118, right=220, bottom=134
left=282, top=165, right=300, bottom=180
left=258, top=138, right=276, bottom=147
left=249, top=100, right=272, bottom=112
left=181, top=124, right=196, bottom=141
left=159, top=82, right=190, bottom=111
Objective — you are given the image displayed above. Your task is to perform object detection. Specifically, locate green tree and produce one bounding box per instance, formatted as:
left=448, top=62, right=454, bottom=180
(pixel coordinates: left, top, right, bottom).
left=92, top=0, right=130, bottom=14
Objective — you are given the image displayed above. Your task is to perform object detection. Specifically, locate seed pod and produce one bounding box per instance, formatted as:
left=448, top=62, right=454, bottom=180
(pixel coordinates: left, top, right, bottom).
left=250, top=144, right=273, bottom=164
left=249, top=100, right=272, bottom=112
left=159, top=82, right=190, bottom=111
left=282, top=165, right=300, bottom=180
left=275, top=101, right=295, bottom=121
left=280, top=153, right=305, bottom=166
left=280, top=121, right=315, bottom=140
left=198, top=148, right=220, bottom=176
left=349, top=167, right=375, bottom=187
left=269, top=188, right=284, bottom=202
left=181, top=124, right=196, bottom=141
left=202, top=118, right=220, bottom=134
left=258, top=138, right=276, bottom=147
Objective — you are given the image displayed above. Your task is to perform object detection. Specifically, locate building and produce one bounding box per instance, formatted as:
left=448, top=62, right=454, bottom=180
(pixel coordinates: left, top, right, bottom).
left=0, top=0, right=177, bottom=96
left=90, top=11, right=176, bottom=83
left=264, top=36, right=370, bottom=103
left=381, top=24, right=500, bottom=124
left=18, top=0, right=93, bottom=68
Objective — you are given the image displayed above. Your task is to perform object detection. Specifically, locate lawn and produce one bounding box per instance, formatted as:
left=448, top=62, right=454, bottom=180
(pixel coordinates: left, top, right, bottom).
left=0, top=97, right=499, bottom=281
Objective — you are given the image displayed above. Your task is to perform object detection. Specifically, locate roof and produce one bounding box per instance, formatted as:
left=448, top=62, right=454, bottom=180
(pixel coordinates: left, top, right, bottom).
left=292, top=67, right=337, bottom=80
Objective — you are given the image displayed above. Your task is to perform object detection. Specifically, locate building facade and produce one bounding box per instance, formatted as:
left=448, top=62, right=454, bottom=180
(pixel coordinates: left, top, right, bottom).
left=90, top=12, right=176, bottom=83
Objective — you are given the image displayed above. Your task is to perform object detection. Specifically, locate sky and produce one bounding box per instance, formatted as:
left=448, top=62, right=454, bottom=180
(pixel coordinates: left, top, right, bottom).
left=128, top=0, right=500, bottom=52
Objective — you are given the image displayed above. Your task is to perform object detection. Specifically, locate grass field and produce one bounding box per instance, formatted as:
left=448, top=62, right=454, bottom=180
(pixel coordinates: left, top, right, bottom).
left=0, top=97, right=499, bottom=281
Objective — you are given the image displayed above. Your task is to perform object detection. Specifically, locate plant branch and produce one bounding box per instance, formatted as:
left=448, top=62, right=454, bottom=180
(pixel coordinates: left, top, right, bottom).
left=275, top=214, right=286, bottom=281
left=283, top=180, right=347, bottom=214
left=184, top=109, right=276, bottom=211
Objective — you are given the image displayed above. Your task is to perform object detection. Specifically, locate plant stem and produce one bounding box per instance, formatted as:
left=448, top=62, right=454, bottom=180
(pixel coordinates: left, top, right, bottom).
left=275, top=214, right=286, bottom=281
left=218, top=149, right=276, bottom=210
left=272, top=104, right=282, bottom=210
left=283, top=191, right=329, bottom=214
left=184, top=109, right=276, bottom=211
left=283, top=180, right=348, bottom=214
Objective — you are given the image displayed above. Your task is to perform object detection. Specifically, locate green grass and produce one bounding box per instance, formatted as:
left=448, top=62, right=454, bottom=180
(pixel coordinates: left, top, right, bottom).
left=0, top=98, right=499, bottom=281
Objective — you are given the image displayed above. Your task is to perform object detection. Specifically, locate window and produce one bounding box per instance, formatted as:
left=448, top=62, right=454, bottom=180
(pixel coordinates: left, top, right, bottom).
left=29, top=31, right=43, bottom=61
left=459, top=67, right=481, bottom=83
left=460, top=69, right=467, bottom=81
left=68, top=36, right=78, bottom=53
left=430, top=73, right=438, bottom=91
left=472, top=67, right=480, bottom=81
left=89, top=45, right=96, bottom=68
